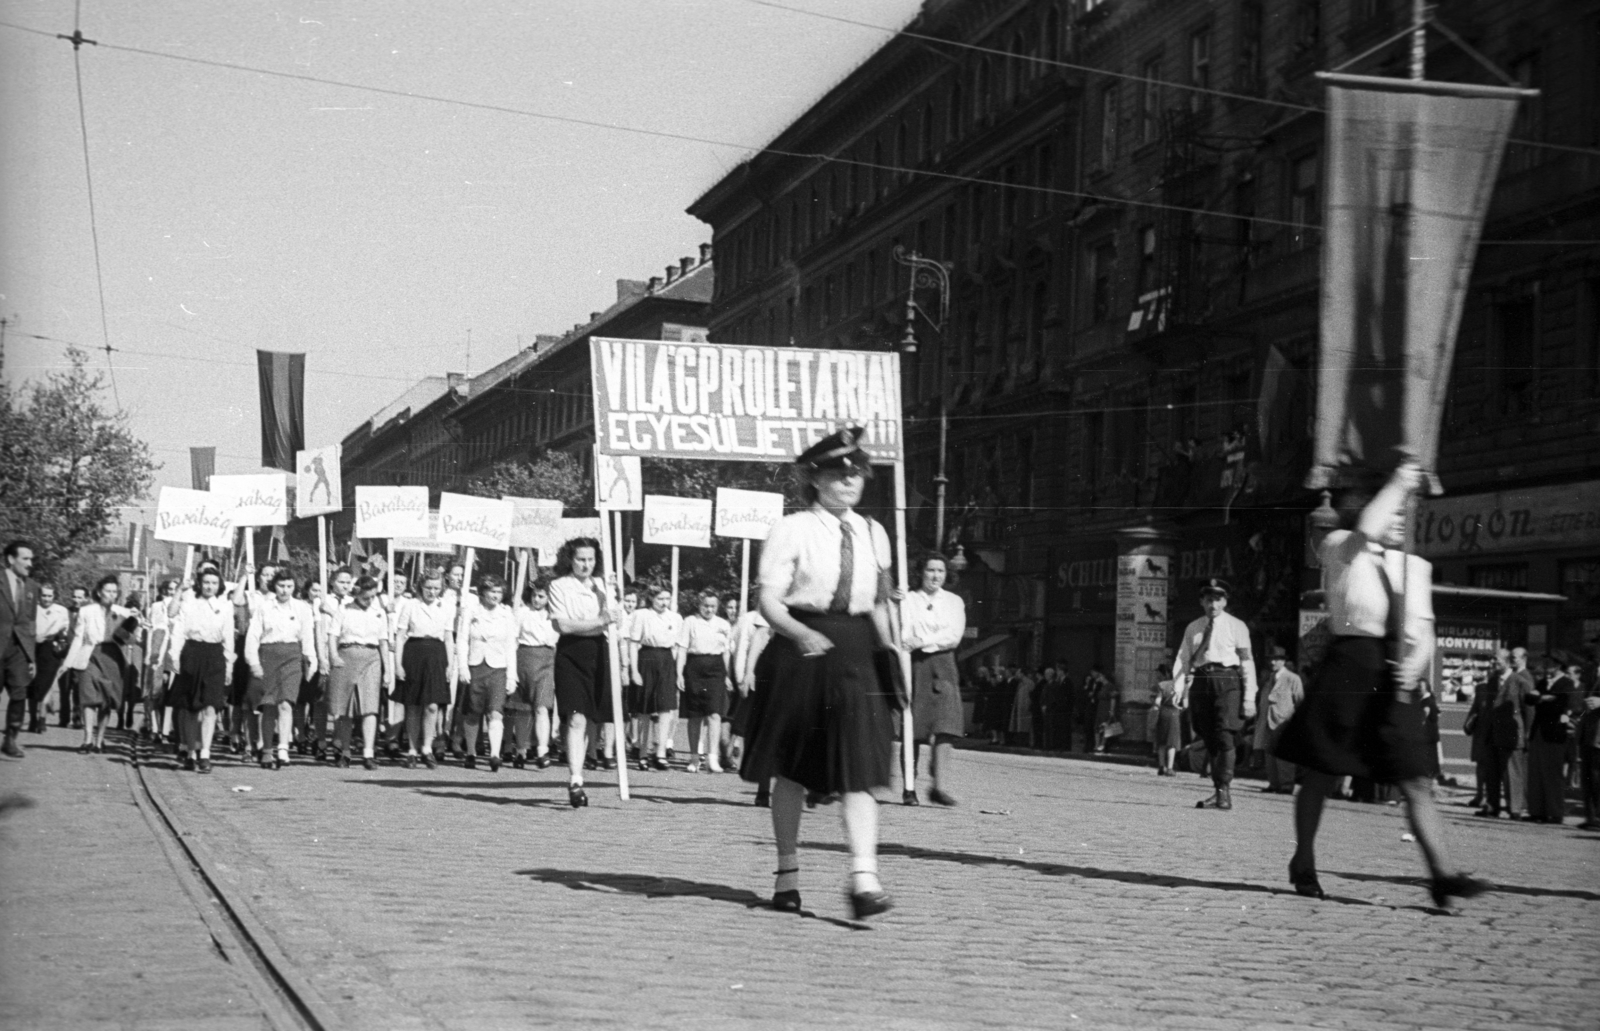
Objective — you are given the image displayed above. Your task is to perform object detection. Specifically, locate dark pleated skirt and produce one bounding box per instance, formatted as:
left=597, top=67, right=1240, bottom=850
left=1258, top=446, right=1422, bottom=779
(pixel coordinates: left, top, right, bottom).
left=738, top=612, right=894, bottom=795
left=79, top=643, right=127, bottom=711
left=680, top=653, right=728, bottom=718
left=396, top=637, right=450, bottom=707
left=1274, top=635, right=1430, bottom=782
left=636, top=645, right=677, bottom=714
left=554, top=634, right=613, bottom=723
left=170, top=641, right=229, bottom=712
left=911, top=650, right=964, bottom=739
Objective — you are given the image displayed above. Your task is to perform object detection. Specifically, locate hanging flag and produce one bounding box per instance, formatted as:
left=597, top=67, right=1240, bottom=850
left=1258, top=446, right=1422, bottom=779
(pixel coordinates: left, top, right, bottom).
left=623, top=539, right=635, bottom=582
left=348, top=526, right=366, bottom=565
left=189, top=447, right=216, bottom=491
left=257, top=350, right=306, bottom=472
left=1307, top=72, right=1530, bottom=491
left=267, top=525, right=290, bottom=565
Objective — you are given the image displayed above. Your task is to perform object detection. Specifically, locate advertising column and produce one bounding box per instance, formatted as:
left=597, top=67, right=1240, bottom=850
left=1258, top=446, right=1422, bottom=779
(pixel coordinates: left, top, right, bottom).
left=1115, top=527, right=1176, bottom=742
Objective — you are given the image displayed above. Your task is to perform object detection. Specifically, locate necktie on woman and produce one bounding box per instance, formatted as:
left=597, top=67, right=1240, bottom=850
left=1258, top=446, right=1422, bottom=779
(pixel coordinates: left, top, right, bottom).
left=828, top=521, right=855, bottom=614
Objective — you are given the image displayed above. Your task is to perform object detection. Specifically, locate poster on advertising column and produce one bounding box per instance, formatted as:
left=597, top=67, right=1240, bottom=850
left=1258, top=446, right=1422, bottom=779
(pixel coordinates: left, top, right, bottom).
left=589, top=338, right=903, bottom=463
left=1114, top=554, right=1169, bottom=710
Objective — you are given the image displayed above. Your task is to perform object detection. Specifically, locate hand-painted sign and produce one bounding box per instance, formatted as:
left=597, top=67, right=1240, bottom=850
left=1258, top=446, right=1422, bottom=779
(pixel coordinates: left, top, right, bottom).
left=643, top=495, right=713, bottom=548
left=354, top=485, right=429, bottom=539
left=438, top=492, right=514, bottom=550
left=505, top=497, right=565, bottom=554
left=295, top=444, right=342, bottom=518
left=392, top=512, right=455, bottom=555
left=713, top=487, right=785, bottom=541
left=594, top=452, right=643, bottom=511
left=590, top=338, right=903, bottom=463
left=210, top=474, right=288, bottom=527
left=154, top=486, right=235, bottom=547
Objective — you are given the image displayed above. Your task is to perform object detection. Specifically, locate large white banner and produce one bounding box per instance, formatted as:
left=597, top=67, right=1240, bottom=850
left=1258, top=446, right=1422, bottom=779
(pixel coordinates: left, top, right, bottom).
left=295, top=444, right=342, bottom=518
left=392, top=512, right=456, bottom=555
left=438, top=492, right=513, bottom=549
left=714, top=487, right=785, bottom=541
left=505, top=497, right=565, bottom=554
left=154, top=486, right=235, bottom=547
left=210, top=473, right=288, bottom=527
left=642, top=495, right=713, bottom=548
left=354, top=485, right=429, bottom=539
left=590, top=338, right=904, bottom=463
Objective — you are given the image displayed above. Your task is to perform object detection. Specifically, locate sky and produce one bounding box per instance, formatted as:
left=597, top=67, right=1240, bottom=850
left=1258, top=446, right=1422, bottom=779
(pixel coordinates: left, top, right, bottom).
left=0, top=0, right=924, bottom=515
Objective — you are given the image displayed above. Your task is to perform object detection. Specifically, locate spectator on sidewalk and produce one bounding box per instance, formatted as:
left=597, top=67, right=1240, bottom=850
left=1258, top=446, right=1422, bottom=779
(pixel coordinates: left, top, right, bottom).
left=1577, top=673, right=1600, bottom=831
left=58, top=585, right=90, bottom=729
left=1, top=539, right=39, bottom=758
left=1463, top=660, right=1497, bottom=810
left=1087, top=665, right=1116, bottom=754
left=1010, top=666, right=1036, bottom=747
left=904, top=552, right=965, bottom=806
left=1524, top=658, right=1575, bottom=824
left=1479, top=647, right=1530, bottom=819
left=1258, top=647, right=1303, bottom=793
left=26, top=582, right=69, bottom=737
left=1150, top=664, right=1180, bottom=776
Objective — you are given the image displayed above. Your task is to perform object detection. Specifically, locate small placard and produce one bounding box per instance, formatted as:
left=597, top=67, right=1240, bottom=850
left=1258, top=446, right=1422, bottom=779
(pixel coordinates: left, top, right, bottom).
left=643, top=495, right=713, bottom=548
left=154, top=486, right=235, bottom=547
left=210, top=474, right=289, bottom=528
left=594, top=452, right=643, bottom=511
left=438, top=492, right=514, bottom=549
left=354, top=485, right=429, bottom=539
left=294, top=444, right=342, bottom=518
left=714, top=487, right=785, bottom=541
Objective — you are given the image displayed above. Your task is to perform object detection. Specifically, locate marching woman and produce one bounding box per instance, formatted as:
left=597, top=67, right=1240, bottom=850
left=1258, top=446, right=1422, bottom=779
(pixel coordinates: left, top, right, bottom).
left=617, top=589, right=645, bottom=763
left=546, top=537, right=620, bottom=807
left=740, top=428, right=900, bottom=919
left=26, top=583, right=70, bottom=736
left=455, top=573, right=519, bottom=772
left=1275, top=463, right=1489, bottom=908
left=245, top=571, right=318, bottom=769
left=509, top=578, right=559, bottom=768
left=73, top=575, right=139, bottom=754
left=293, top=580, right=327, bottom=756
left=169, top=568, right=235, bottom=773
left=728, top=599, right=772, bottom=803
left=325, top=575, right=392, bottom=770
left=679, top=591, right=733, bottom=773
left=904, top=552, right=966, bottom=806
left=629, top=584, right=683, bottom=771
left=393, top=570, right=453, bottom=770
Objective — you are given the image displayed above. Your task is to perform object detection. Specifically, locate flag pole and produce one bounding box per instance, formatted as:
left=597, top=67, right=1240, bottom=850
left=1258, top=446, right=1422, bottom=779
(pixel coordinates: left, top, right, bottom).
left=892, top=460, right=915, bottom=801
left=599, top=506, right=630, bottom=800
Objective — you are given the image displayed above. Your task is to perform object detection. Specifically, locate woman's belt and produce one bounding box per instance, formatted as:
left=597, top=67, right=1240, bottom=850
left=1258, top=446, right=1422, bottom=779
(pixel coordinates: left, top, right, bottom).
left=338, top=642, right=380, bottom=650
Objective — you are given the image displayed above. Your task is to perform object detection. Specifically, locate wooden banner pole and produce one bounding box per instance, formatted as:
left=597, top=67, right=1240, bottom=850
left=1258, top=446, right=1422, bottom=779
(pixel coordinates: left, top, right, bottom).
left=892, top=460, right=916, bottom=800
left=387, top=539, right=397, bottom=600
left=513, top=548, right=530, bottom=607
left=317, top=515, right=328, bottom=593
left=739, top=539, right=751, bottom=617
left=671, top=546, right=680, bottom=609
left=182, top=545, right=196, bottom=587
left=599, top=507, right=631, bottom=800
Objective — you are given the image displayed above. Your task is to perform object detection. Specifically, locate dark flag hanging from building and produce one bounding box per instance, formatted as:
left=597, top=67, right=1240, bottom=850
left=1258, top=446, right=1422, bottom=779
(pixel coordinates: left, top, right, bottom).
left=256, top=350, right=306, bottom=472
left=189, top=446, right=215, bottom=491
left=1307, top=72, right=1530, bottom=492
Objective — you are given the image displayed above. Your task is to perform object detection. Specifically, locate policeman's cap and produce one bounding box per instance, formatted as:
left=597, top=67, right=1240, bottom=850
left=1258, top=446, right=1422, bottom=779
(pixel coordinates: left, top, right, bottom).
left=1199, top=578, right=1231, bottom=599
left=796, top=426, right=874, bottom=476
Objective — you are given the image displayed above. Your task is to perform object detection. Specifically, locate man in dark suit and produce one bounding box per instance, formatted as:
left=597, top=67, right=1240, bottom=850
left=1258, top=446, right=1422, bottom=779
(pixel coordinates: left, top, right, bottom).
left=1463, top=663, right=1497, bottom=809
left=2, top=539, right=40, bottom=758
left=1478, top=647, right=1530, bottom=819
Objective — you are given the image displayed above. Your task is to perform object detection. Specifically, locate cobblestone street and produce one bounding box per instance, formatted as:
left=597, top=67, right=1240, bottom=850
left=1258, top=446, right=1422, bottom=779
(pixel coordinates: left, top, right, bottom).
left=2, top=727, right=1595, bottom=1030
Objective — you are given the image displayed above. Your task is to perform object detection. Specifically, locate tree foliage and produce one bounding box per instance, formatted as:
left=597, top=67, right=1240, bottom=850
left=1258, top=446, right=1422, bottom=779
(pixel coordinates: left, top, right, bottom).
left=0, top=349, right=158, bottom=579
left=464, top=449, right=590, bottom=511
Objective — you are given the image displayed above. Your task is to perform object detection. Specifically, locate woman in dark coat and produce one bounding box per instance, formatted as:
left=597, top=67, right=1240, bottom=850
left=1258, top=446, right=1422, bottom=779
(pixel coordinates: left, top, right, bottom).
left=1524, top=662, right=1575, bottom=823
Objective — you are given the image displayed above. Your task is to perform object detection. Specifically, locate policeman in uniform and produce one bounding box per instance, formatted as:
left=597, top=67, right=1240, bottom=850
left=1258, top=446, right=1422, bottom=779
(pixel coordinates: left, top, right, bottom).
left=1170, top=578, right=1257, bottom=810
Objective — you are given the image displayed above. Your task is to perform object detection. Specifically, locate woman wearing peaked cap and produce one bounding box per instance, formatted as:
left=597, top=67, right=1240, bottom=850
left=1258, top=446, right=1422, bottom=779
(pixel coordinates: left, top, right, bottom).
left=739, top=427, right=900, bottom=920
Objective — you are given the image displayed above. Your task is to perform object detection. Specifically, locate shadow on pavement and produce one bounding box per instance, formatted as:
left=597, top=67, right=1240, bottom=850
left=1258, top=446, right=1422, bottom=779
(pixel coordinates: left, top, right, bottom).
left=1328, top=869, right=1600, bottom=902
left=514, top=867, right=866, bottom=929
left=802, top=841, right=1378, bottom=906
left=414, top=788, right=581, bottom=810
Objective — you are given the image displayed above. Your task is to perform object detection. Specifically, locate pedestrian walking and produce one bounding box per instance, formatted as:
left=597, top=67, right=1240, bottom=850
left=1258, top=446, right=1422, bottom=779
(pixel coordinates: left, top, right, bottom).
left=1170, top=581, right=1257, bottom=810
left=244, top=570, right=318, bottom=769
left=678, top=590, right=732, bottom=773
left=26, top=582, right=70, bottom=738
left=324, top=575, right=392, bottom=770
left=1, top=539, right=39, bottom=758
left=1275, top=463, right=1489, bottom=908
left=1258, top=648, right=1303, bottom=793
left=58, top=585, right=91, bottom=731
left=904, top=552, right=965, bottom=806
left=141, top=578, right=179, bottom=745
left=1150, top=665, right=1181, bottom=776
left=455, top=573, right=518, bottom=773
left=727, top=600, right=772, bottom=800
left=74, top=576, right=139, bottom=754
left=168, top=568, right=235, bottom=773
left=738, top=427, right=899, bottom=920
left=509, top=578, right=559, bottom=769
left=1524, top=660, right=1575, bottom=824
left=546, top=537, right=620, bottom=807
left=629, top=584, right=682, bottom=772
left=392, top=569, right=453, bottom=770
left=1087, top=665, right=1118, bottom=754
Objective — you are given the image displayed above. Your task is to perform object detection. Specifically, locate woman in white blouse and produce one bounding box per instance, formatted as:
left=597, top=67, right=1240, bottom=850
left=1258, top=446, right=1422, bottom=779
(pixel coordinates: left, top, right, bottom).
left=904, top=553, right=966, bottom=806
left=678, top=591, right=733, bottom=773
left=73, top=575, right=138, bottom=755
left=546, top=538, right=620, bottom=807
left=739, top=428, right=900, bottom=920
left=393, top=570, right=454, bottom=770
left=455, top=574, right=519, bottom=773
left=1275, top=464, right=1489, bottom=909
left=245, top=570, right=318, bottom=770
left=629, top=584, right=683, bottom=772
left=168, top=568, right=236, bottom=774
left=508, top=578, right=560, bottom=769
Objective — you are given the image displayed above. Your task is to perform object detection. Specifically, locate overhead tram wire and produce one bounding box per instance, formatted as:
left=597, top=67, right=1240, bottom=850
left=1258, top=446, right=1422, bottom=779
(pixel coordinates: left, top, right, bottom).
left=60, top=13, right=119, bottom=406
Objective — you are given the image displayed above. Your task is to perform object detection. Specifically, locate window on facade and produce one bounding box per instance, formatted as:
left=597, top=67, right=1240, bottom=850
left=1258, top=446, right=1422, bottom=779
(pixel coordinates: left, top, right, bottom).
left=1239, top=2, right=1264, bottom=92
left=1083, top=411, right=1104, bottom=490
left=921, top=103, right=935, bottom=159
left=1172, top=384, right=1198, bottom=444
left=1584, top=278, right=1600, bottom=395
left=1090, top=240, right=1117, bottom=323
left=823, top=274, right=835, bottom=326
left=785, top=297, right=795, bottom=343
left=1140, top=57, right=1161, bottom=145
left=996, top=294, right=1012, bottom=370
left=1044, top=9, right=1060, bottom=62
left=1034, top=144, right=1053, bottom=216
left=1234, top=176, right=1258, bottom=269
left=808, top=185, right=819, bottom=245
left=949, top=81, right=964, bottom=142
left=975, top=60, right=990, bottom=121
left=1189, top=28, right=1211, bottom=113
left=1017, top=432, right=1036, bottom=507
left=1288, top=153, right=1320, bottom=251
left=1136, top=225, right=1158, bottom=296
left=1002, top=164, right=1020, bottom=227
left=1099, top=85, right=1118, bottom=167
left=1560, top=559, right=1600, bottom=608
left=1005, top=36, right=1021, bottom=103
left=971, top=185, right=986, bottom=243
left=1294, top=0, right=1322, bottom=52
left=865, top=249, right=877, bottom=305
left=894, top=123, right=907, bottom=184
left=1506, top=53, right=1543, bottom=174
left=787, top=202, right=798, bottom=256
left=1497, top=297, right=1537, bottom=417
left=1469, top=564, right=1529, bottom=592
left=847, top=158, right=860, bottom=213
left=844, top=262, right=857, bottom=313
left=1028, top=282, right=1048, bottom=360
left=942, top=203, right=959, bottom=257
left=828, top=173, right=840, bottom=226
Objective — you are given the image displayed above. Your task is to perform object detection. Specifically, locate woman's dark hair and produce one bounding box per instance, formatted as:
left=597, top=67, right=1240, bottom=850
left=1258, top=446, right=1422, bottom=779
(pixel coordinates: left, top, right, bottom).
left=477, top=573, right=506, bottom=595
left=159, top=578, right=180, bottom=595
left=194, top=568, right=223, bottom=594
left=353, top=575, right=380, bottom=594
left=270, top=569, right=297, bottom=590
left=555, top=537, right=602, bottom=577
left=94, top=574, right=120, bottom=599
left=522, top=576, right=552, bottom=604
left=698, top=589, right=720, bottom=604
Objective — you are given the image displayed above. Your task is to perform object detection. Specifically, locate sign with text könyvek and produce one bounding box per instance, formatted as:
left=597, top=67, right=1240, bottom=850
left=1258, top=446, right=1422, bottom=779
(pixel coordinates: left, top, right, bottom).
left=154, top=487, right=235, bottom=548
left=295, top=444, right=342, bottom=518
left=505, top=497, right=565, bottom=555
left=210, top=474, right=288, bottom=527
left=590, top=338, right=903, bottom=463
left=355, top=485, right=429, bottom=539
left=438, top=492, right=513, bottom=550
left=643, top=495, right=713, bottom=549
left=714, top=487, right=784, bottom=541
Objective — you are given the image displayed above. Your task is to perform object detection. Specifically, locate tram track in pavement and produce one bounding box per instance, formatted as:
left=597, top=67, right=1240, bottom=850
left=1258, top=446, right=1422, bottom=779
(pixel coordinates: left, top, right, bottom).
left=125, top=745, right=341, bottom=1031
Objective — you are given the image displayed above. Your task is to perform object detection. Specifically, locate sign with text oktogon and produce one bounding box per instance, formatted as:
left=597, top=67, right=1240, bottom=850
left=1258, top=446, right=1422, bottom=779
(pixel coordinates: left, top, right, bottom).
left=590, top=338, right=903, bottom=463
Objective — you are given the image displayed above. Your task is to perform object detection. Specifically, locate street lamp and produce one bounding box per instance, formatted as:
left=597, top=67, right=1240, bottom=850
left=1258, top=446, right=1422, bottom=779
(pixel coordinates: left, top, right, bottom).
left=892, top=246, right=953, bottom=550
